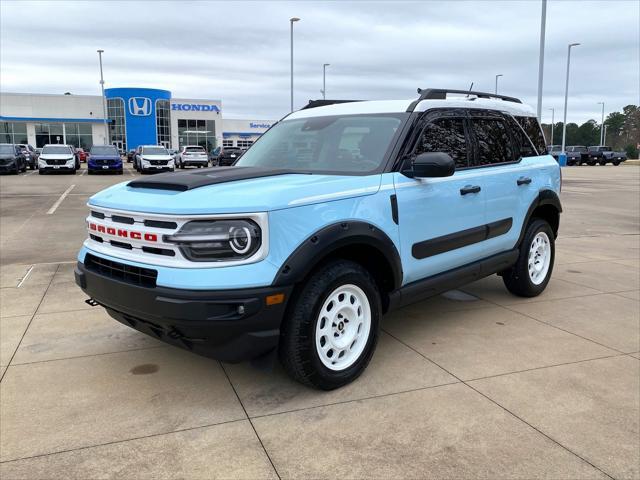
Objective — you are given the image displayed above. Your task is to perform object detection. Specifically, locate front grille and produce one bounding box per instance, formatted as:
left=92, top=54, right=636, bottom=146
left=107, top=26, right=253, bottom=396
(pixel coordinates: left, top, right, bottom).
left=95, top=159, right=116, bottom=165
left=0, top=159, right=13, bottom=166
left=85, top=253, right=157, bottom=287
left=46, top=159, right=69, bottom=165
left=149, top=160, right=168, bottom=166
left=144, top=219, right=177, bottom=229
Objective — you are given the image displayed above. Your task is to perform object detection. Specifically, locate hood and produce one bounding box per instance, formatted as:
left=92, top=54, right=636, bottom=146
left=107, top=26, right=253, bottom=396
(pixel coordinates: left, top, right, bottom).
left=40, top=154, right=74, bottom=160
left=89, top=154, right=121, bottom=161
left=141, top=154, right=172, bottom=161
left=0, top=155, right=16, bottom=160
left=89, top=172, right=382, bottom=214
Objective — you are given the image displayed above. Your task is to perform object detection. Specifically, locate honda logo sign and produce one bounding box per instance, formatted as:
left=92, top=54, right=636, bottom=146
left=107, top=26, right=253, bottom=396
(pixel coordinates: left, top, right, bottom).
left=128, top=97, right=152, bottom=116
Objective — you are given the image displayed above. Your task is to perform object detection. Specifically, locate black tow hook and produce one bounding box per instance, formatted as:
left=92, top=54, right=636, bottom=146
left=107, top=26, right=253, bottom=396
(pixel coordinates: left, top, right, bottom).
left=85, top=298, right=99, bottom=307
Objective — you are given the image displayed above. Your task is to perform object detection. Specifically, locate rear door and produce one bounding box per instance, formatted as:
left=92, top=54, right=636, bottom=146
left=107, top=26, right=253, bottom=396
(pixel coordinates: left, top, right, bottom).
left=468, top=111, right=542, bottom=256
left=393, top=109, right=488, bottom=284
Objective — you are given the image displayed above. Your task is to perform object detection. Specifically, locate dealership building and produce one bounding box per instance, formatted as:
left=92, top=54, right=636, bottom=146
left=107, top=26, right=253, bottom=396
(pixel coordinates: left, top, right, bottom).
left=0, top=88, right=275, bottom=152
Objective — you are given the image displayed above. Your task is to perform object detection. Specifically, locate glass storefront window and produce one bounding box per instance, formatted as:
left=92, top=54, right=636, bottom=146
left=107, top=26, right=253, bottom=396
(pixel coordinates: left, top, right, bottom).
left=178, top=118, right=216, bottom=151
left=0, top=122, right=28, bottom=144
left=156, top=99, right=171, bottom=148
left=107, top=98, right=127, bottom=150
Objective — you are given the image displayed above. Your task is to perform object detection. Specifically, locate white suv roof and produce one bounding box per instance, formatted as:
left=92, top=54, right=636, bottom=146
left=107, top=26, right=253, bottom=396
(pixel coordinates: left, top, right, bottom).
left=289, top=90, right=536, bottom=120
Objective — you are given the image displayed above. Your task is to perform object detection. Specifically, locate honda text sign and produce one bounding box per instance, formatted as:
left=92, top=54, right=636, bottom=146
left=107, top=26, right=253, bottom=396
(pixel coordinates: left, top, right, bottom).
left=128, top=97, right=152, bottom=116
left=171, top=103, right=220, bottom=112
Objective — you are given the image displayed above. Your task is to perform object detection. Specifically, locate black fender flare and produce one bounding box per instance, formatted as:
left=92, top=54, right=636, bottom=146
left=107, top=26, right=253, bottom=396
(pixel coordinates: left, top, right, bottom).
left=271, top=221, right=403, bottom=289
left=516, top=189, right=562, bottom=246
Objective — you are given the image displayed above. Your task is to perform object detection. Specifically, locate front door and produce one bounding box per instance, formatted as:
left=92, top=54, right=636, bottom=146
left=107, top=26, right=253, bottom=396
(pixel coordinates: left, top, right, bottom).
left=393, top=110, right=487, bottom=285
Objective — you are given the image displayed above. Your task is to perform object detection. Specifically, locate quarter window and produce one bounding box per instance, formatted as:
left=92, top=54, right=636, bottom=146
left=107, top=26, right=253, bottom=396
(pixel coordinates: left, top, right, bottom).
left=416, top=117, right=469, bottom=168
left=515, top=116, right=547, bottom=154
left=471, top=118, right=516, bottom=166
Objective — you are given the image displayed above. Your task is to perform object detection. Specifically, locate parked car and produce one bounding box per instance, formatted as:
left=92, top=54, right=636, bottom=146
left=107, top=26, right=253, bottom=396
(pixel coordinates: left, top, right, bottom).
left=76, top=88, right=561, bottom=390
left=177, top=145, right=209, bottom=168
left=168, top=149, right=179, bottom=162
left=126, top=149, right=136, bottom=163
left=38, top=144, right=76, bottom=174
left=587, top=146, right=627, bottom=166
left=0, top=143, right=27, bottom=174
left=217, top=146, right=244, bottom=166
left=134, top=145, right=175, bottom=173
left=88, top=145, right=123, bottom=175
left=75, top=148, right=88, bottom=163
left=16, top=144, right=39, bottom=170
left=566, top=146, right=588, bottom=166
left=546, top=145, right=580, bottom=165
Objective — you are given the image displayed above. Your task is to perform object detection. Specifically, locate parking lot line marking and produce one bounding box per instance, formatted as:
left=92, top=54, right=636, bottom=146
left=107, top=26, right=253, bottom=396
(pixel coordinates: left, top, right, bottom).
left=16, top=265, right=34, bottom=288
left=47, top=184, right=75, bottom=215
left=80, top=169, right=87, bottom=176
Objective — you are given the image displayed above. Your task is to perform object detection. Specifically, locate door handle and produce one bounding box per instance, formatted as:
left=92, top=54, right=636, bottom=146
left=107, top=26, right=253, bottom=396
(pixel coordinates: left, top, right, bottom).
left=517, top=177, right=532, bottom=186
left=460, top=185, right=481, bottom=195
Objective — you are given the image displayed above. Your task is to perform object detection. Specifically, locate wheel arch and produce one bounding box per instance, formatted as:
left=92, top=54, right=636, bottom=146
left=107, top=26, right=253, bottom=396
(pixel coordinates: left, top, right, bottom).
left=271, top=221, right=403, bottom=313
left=517, top=190, right=562, bottom=246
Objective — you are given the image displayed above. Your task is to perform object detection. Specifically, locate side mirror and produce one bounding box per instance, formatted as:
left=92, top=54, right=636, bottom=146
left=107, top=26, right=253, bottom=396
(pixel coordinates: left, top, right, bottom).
left=403, top=152, right=455, bottom=178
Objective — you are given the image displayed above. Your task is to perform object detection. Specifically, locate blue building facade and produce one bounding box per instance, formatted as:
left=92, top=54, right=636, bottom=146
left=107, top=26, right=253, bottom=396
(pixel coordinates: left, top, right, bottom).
left=105, top=88, right=172, bottom=151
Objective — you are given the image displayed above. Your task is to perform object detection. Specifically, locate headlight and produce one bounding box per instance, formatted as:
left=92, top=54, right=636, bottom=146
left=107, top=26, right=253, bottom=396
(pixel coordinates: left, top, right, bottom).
left=165, top=219, right=261, bottom=261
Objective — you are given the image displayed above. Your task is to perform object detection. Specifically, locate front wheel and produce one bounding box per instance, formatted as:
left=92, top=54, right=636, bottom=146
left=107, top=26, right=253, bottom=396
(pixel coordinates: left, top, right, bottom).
left=503, top=218, right=555, bottom=297
left=613, top=161, right=621, bottom=166
left=279, top=260, right=381, bottom=390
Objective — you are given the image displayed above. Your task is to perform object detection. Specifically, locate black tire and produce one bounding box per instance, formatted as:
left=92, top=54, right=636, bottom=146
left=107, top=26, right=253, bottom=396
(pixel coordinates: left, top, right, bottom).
left=279, top=260, right=381, bottom=390
left=599, top=161, right=606, bottom=166
left=117, top=169, right=123, bottom=175
left=588, top=161, right=596, bottom=166
left=613, top=161, right=620, bottom=166
left=38, top=169, right=45, bottom=175
left=503, top=218, right=555, bottom=297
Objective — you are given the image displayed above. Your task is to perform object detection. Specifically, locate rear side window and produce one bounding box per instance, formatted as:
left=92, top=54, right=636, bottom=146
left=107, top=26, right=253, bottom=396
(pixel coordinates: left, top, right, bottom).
left=515, top=116, right=546, bottom=154
left=416, top=117, right=469, bottom=168
left=506, top=117, right=537, bottom=158
left=470, top=118, right=516, bottom=166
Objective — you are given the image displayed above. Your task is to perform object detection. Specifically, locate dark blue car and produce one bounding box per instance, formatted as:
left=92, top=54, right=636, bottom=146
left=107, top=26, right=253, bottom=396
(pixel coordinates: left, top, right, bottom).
left=88, top=145, right=123, bottom=174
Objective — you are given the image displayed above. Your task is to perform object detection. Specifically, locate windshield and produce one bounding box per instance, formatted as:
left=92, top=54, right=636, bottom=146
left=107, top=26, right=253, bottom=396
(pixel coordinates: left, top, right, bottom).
left=90, top=146, right=118, bottom=155
left=0, top=145, right=14, bottom=154
left=42, top=145, right=72, bottom=155
left=236, top=114, right=405, bottom=174
left=142, top=147, right=168, bottom=155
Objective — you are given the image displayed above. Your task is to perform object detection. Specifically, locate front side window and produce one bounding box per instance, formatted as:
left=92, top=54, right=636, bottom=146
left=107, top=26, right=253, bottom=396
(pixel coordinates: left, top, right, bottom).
left=471, top=118, right=516, bottom=166
left=415, top=117, right=469, bottom=168
left=236, top=114, right=405, bottom=174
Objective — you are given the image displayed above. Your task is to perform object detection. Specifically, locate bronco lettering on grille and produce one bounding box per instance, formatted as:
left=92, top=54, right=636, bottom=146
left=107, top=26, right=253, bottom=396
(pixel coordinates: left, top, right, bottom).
left=88, top=222, right=158, bottom=242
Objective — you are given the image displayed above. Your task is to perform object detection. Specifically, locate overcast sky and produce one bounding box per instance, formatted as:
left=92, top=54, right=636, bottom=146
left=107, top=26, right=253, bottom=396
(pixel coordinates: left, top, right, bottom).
left=1, top=0, right=638, bottom=123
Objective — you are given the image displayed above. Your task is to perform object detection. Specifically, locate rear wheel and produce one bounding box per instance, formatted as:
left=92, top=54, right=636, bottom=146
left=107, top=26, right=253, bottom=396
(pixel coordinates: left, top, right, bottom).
left=599, top=160, right=606, bottom=166
left=613, top=161, right=621, bottom=166
left=503, top=218, right=554, bottom=297
left=279, top=260, right=381, bottom=390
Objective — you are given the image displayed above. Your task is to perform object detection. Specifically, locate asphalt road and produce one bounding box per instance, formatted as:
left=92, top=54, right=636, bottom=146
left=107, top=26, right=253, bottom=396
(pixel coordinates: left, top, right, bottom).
left=0, top=163, right=638, bottom=479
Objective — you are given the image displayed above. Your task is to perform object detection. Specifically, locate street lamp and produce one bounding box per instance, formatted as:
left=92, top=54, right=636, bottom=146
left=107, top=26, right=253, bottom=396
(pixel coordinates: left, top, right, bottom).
left=321, top=63, right=330, bottom=99
left=536, top=0, right=547, bottom=121
left=549, top=107, right=555, bottom=145
left=561, top=42, right=580, bottom=155
left=597, top=101, right=605, bottom=146
left=97, top=49, right=109, bottom=144
left=495, top=74, right=503, bottom=95
left=289, top=17, right=300, bottom=112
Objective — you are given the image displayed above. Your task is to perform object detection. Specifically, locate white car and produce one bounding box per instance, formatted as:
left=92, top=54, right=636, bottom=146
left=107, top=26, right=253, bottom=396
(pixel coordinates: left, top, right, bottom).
left=177, top=145, right=209, bottom=168
left=135, top=145, right=175, bottom=173
left=38, top=144, right=76, bottom=175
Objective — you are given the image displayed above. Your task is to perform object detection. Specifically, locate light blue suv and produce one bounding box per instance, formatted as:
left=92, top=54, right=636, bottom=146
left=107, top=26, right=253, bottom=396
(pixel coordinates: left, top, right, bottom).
left=75, top=88, right=561, bottom=390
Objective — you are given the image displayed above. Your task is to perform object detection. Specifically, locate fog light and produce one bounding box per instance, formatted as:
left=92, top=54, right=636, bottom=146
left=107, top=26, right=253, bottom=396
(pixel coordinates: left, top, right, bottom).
left=237, top=305, right=245, bottom=315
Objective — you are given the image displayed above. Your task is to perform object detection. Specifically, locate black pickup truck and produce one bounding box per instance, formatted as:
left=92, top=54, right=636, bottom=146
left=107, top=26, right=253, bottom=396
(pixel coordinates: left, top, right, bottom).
left=566, top=146, right=589, bottom=165
left=587, top=146, right=627, bottom=166
left=548, top=145, right=581, bottom=166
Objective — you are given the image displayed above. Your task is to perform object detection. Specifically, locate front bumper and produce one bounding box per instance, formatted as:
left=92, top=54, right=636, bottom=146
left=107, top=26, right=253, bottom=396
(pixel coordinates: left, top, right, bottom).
left=75, top=261, right=292, bottom=362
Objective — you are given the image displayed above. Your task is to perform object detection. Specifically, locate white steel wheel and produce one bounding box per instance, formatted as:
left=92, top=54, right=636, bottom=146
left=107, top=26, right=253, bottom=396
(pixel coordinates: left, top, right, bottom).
left=315, top=284, right=372, bottom=371
left=528, top=232, right=551, bottom=285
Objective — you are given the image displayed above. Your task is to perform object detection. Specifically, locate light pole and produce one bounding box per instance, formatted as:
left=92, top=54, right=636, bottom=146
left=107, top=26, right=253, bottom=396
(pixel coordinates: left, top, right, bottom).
left=603, top=124, right=608, bottom=146
left=97, top=49, right=109, bottom=144
left=549, top=107, right=555, bottom=145
left=561, top=42, right=580, bottom=154
left=536, top=0, right=547, bottom=121
left=290, top=17, right=300, bottom=112
left=321, top=63, right=330, bottom=99
left=597, top=101, right=605, bottom=146
left=495, top=74, right=503, bottom=95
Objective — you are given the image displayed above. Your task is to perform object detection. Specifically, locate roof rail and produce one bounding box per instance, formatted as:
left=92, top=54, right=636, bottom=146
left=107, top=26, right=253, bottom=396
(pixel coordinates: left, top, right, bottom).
left=302, top=99, right=363, bottom=110
left=407, top=88, right=522, bottom=112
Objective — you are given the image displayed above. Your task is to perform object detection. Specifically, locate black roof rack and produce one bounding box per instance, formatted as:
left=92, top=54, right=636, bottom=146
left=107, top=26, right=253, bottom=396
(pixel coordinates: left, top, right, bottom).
left=302, top=99, right=363, bottom=110
left=407, top=88, right=522, bottom=112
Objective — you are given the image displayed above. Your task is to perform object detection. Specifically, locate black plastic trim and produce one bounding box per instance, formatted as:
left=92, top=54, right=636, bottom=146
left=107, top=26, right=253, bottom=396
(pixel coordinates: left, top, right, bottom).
left=412, top=218, right=512, bottom=260
left=272, top=221, right=403, bottom=289
left=515, top=190, right=562, bottom=246
left=389, top=249, right=519, bottom=310
left=390, top=194, right=399, bottom=224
